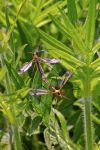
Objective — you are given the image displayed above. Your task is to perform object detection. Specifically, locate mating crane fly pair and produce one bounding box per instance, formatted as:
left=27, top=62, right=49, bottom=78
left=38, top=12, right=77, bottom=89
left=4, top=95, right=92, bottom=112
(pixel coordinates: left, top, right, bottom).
left=18, top=52, right=72, bottom=97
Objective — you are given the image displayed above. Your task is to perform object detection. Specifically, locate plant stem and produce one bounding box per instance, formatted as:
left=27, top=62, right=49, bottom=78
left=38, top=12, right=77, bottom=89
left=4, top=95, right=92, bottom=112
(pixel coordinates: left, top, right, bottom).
left=83, top=75, right=94, bottom=150
left=84, top=97, right=93, bottom=150
left=13, top=125, right=22, bottom=150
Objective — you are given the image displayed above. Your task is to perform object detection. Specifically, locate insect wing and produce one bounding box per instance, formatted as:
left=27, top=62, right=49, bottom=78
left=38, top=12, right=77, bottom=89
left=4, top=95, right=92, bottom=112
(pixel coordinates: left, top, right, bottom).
left=41, top=58, right=60, bottom=64
left=30, top=89, right=51, bottom=96
left=18, top=61, right=32, bottom=74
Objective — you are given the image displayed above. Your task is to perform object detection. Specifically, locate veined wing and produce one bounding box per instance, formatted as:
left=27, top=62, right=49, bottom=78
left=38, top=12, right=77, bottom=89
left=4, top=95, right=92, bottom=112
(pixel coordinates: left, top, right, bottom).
left=41, top=58, right=60, bottom=64
left=18, top=61, right=33, bottom=74
left=30, top=89, right=51, bottom=96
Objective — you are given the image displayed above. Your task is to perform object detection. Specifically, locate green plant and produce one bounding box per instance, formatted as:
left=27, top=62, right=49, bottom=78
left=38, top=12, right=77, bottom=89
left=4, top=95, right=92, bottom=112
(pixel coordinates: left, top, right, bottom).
left=0, top=0, right=100, bottom=150
left=37, top=0, right=100, bottom=150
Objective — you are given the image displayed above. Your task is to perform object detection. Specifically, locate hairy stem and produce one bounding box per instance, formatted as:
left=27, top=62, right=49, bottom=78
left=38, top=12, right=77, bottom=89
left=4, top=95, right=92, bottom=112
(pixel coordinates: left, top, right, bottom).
left=83, top=73, right=94, bottom=150
left=84, top=97, right=93, bottom=150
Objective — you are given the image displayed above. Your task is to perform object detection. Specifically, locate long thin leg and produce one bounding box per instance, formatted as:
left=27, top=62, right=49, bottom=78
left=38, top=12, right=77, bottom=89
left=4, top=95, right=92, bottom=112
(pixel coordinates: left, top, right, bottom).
left=59, top=71, right=72, bottom=90
left=36, top=61, right=55, bottom=91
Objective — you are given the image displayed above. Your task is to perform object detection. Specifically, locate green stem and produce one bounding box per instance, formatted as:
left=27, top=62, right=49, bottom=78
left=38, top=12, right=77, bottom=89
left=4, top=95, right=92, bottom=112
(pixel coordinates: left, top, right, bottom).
left=83, top=75, right=94, bottom=150
left=84, top=97, right=93, bottom=150
left=13, top=125, right=22, bottom=150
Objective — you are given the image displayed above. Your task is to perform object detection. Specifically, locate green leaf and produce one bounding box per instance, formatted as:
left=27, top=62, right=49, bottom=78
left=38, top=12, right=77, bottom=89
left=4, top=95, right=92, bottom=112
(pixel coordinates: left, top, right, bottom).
left=15, top=44, right=28, bottom=67
left=49, top=14, right=71, bottom=40
left=31, top=68, right=42, bottom=89
left=5, top=0, right=27, bottom=44
left=67, top=0, right=77, bottom=25
left=27, top=115, right=42, bottom=135
left=91, top=58, right=100, bottom=70
left=38, top=29, right=73, bottom=54
left=48, top=49, right=84, bottom=67
left=44, top=128, right=54, bottom=150
left=53, top=108, right=68, bottom=140
left=92, top=42, right=100, bottom=54
left=34, top=1, right=66, bottom=25
left=16, top=87, right=31, bottom=99
left=53, top=108, right=76, bottom=150
left=59, top=10, right=87, bottom=54
left=40, top=95, right=52, bottom=124
left=17, top=21, right=36, bottom=52
left=0, top=66, right=7, bottom=82
left=92, top=115, right=100, bottom=125
left=85, top=0, right=96, bottom=49
left=73, top=112, right=83, bottom=142
left=1, top=102, right=16, bottom=125
left=32, top=0, right=44, bottom=22
left=5, top=60, right=25, bottom=89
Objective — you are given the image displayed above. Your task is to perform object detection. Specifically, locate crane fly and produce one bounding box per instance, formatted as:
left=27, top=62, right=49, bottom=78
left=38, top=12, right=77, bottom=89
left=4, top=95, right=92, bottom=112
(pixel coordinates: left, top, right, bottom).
left=18, top=53, right=60, bottom=74
left=30, top=71, right=72, bottom=98
left=18, top=53, right=60, bottom=89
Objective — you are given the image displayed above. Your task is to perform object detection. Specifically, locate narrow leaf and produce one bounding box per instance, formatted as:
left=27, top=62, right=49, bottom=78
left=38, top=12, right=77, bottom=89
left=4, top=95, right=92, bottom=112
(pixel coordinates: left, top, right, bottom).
left=38, top=29, right=73, bottom=54
left=67, top=0, right=77, bottom=25
left=92, top=42, right=100, bottom=54
left=5, top=60, right=25, bottom=89
left=85, top=0, right=96, bottom=49
left=5, top=0, right=27, bottom=43
left=48, top=49, right=84, bottom=66
left=59, top=11, right=87, bottom=53
left=91, top=58, right=100, bottom=69
left=35, top=1, right=66, bottom=25
left=0, top=66, right=7, bottom=82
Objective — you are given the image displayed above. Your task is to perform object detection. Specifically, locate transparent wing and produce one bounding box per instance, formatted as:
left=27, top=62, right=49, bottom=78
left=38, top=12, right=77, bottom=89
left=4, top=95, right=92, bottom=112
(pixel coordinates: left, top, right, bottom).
left=18, top=61, right=33, bottom=74
left=41, top=58, right=60, bottom=64
left=30, top=89, right=51, bottom=96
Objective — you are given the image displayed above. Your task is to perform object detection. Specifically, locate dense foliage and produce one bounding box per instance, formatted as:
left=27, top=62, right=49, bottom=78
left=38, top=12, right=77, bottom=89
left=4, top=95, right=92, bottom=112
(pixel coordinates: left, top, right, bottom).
left=0, top=0, right=100, bottom=150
